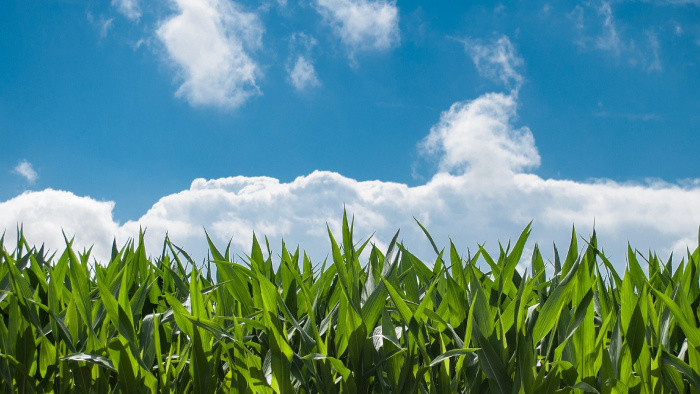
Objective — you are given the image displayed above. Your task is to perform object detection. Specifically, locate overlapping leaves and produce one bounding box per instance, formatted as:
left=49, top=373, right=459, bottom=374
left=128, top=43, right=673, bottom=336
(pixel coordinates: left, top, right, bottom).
left=0, top=215, right=699, bottom=393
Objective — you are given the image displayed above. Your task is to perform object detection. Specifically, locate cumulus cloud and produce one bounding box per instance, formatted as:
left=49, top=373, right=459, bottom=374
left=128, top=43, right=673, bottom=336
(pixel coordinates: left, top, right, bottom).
left=13, top=160, right=38, bottom=183
left=156, top=0, right=263, bottom=108
left=112, top=0, right=141, bottom=21
left=1, top=93, right=698, bottom=270
left=315, top=0, right=400, bottom=54
left=288, top=56, right=321, bottom=90
left=463, top=35, right=524, bottom=90
left=420, top=93, right=539, bottom=177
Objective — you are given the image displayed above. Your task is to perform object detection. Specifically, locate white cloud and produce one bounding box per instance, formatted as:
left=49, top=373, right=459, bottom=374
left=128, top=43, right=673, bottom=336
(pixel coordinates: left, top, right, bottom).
left=420, top=93, right=539, bottom=177
left=593, top=105, right=661, bottom=121
left=594, top=2, right=622, bottom=54
left=290, top=32, right=318, bottom=53
left=463, top=35, right=524, bottom=90
left=596, top=112, right=660, bottom=121
left=86, top=12, right=114, bottom=39
left=315, top=0, right=400, bottom=54
left=570, top=5, right=585, bottom=30
left=112, top=0, right=141, bottom=21
left=569, top=1, right=664, bottom=72
left=288, top=56, right=321, bottom=90
left=646, top=31, right=662, bottom=72
left=156, top=0, right=263, bottom=108
left=541, top=3, right=553, bottom=16
left=0, top=190, right=119, bottom=258
left=569, top=2, right=621, bottom=54
left=1, top=93, right=698, bottom=269
left=101, top=18, right=115, bottom=38
left=287, top=33, right=321, bottom=90
left=673, top=23, right=683, bottom=36
left=13, top=160, right=38, bottom=183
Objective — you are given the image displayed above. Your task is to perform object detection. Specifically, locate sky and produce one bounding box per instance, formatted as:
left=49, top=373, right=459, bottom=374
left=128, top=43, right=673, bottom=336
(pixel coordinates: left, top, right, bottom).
left=1, top=0, right=699, bottom=267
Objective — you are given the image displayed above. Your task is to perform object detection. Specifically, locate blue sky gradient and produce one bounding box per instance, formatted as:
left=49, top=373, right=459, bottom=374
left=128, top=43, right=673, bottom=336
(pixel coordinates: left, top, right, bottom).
left=1, top=0, right=698, bottom=264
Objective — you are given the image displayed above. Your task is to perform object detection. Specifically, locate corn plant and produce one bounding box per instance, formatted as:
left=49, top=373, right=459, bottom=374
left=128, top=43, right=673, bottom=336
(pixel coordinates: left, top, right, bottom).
left=0, top=212, right=699, bottom=393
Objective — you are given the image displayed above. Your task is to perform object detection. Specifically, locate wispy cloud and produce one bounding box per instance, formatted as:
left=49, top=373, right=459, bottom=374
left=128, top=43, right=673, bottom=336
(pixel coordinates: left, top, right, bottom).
left=569, top=1, right=664, bottom=72
left=593, top=110, right=661, bottom=121
left=101, top=18, right=114, bottom=38
left=646, top=30, right=662, bottom=72
left=462, top=35, right=524, bottom=91
left=570, top=2, right=622, bottom=54
left=86, top=11, right=114, bottom=39
left=673, top=22, right=683, bottom=36
left=287, top=32, right=321, bottom=91
left=570, top=5, right=585, bottom=30
left=112, top=0, right=141, bottom=22
left=594, top=2, right=622, bottom=54
left=288, top=56, right=321, bottom=91
left=156, top=0, right=263, bottom=109
left=315, top=0, right=400, bottom=57
left=13, top=160, right=38, bottom=183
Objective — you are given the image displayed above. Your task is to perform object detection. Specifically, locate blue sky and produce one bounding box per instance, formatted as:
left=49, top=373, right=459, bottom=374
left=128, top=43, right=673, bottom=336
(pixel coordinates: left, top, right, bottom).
left=1, top=0, right=699, bottom=264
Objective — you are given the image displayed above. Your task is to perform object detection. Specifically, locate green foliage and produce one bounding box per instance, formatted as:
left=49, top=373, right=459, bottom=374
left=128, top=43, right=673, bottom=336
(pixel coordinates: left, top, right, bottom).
left=1, top=215, right=699, bottom=393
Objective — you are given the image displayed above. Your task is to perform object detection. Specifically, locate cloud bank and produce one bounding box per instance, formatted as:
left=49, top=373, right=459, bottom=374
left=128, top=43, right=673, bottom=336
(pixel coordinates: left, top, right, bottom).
left=2, top=92, right=698, bottom=269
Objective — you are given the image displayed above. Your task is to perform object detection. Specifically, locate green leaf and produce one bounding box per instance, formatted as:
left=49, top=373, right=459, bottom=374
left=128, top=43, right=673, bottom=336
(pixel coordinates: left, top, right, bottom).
left=61, top=353, right=116, bottom=372
left=428, top=348, right=479, bottom=367
left=649, top=285, right=700, bottom=349
left=97, top=278, right=137, bottom=346
left=661, top=349, right=700, bottom=390
left=380, top=277, right=414, bottom=327
left=532, top=258, right=580, bottom=343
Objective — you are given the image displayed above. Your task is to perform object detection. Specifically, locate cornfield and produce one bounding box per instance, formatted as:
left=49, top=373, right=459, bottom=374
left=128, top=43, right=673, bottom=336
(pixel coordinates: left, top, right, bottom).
left=1, top=213, right=699, bottom=393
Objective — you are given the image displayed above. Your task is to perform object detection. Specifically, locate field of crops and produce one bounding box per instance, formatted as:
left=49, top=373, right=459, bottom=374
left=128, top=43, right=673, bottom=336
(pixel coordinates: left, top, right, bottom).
left=1, top=213, right=699, bottom=393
